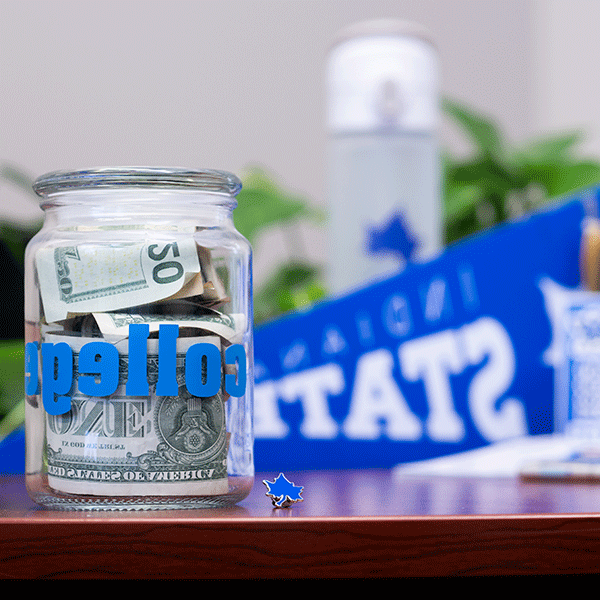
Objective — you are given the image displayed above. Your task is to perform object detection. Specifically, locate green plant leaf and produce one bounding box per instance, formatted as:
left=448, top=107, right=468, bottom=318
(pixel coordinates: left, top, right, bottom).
left=0, top=341, right=24, bottom=416
left=512, top=131, right=582, bottom=166
left=444, top=181, right=482, bottom=221
left=0, top=221, right=41, bottom=270
left=446, top=156, right=518, bottom=194
left=234, top=167, right=325, bottom=246
left=0, top=399, right=24, bottom=440
left=441, top=99, right=600, bottom=245
left=541, top=160, right=600, bottom=198
left=444, top=210, right=481, bottom=246
left=254, top=260, right=326, bottom=324
left=276, top=281, right=327, bottom=314
left=0, top=163, right=36, bottom=195
left=442, top=98, right=505, bottom=160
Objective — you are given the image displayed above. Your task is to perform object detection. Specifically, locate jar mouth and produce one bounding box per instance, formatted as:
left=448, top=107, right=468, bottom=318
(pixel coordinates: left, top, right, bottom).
left=32, top=167, right=242, bottom=199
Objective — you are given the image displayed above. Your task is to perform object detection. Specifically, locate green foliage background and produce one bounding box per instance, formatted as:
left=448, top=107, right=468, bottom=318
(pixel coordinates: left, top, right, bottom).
left=233, top=167, right=327, bottom=324
left=2, top=98, right=600, bottom=440
left=443, top=98, right=600, bottom=244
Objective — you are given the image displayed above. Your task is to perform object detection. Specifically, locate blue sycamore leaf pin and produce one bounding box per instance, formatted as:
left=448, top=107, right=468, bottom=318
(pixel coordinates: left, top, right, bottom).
left=263, top=473, right=304, bottom=508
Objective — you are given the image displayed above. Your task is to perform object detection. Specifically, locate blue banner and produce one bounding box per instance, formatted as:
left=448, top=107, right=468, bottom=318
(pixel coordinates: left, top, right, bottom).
left=253, top=190, right=599, bottom=471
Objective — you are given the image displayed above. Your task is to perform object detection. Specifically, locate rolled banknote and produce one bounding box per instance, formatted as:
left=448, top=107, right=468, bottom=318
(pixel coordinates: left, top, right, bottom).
left=197, top=245, right=227, bottom=304
left=43, top=332, right=229, bottom=497
left=36, top=239, right=202, bottom=323
left=92, top=310, right=246, bottom=343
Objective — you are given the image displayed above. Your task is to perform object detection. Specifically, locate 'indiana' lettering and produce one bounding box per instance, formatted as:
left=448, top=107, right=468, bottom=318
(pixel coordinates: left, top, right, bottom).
left=26, top=324, right=247, bottom=416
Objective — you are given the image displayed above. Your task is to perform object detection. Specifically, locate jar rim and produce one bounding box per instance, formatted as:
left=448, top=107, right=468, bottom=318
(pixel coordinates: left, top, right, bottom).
left=32, top=167, right=242, bottom=198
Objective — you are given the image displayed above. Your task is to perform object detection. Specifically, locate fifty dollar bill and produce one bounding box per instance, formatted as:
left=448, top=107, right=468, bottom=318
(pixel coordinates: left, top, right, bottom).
left=36, top=239, right=202, bottom=323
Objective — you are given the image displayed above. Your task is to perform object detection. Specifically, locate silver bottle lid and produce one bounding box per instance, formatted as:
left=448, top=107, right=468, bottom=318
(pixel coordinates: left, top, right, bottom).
left=326, top=19, right=439, bottom=134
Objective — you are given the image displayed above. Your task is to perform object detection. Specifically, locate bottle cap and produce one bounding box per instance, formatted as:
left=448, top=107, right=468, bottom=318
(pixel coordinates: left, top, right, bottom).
left=326, top=19, right=439, bottom=134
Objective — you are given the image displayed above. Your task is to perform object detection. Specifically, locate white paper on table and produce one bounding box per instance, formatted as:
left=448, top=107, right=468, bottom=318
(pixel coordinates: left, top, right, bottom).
left=392, top=434, right=600, bottom=478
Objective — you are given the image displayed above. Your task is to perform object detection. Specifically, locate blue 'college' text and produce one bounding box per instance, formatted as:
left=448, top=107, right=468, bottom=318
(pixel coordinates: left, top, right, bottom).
left=25, top=323, right=247, bottom=416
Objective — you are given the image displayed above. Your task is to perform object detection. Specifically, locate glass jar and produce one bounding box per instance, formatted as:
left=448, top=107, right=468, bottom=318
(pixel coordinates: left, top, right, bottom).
left=24, top=167, right=254, bottom=510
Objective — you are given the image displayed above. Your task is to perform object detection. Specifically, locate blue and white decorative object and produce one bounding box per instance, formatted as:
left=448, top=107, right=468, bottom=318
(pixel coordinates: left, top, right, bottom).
left=263, top=473, right=304, bottom=508
left=325, top=19, right=441, bottom=295
left=555, top=297, right=600, bottom=438
left=254, top=190, right=599, bottom=472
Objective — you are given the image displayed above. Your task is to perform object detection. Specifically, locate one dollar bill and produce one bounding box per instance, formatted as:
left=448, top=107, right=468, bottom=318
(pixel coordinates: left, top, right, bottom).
left=43, top=332, right=228, bottom=497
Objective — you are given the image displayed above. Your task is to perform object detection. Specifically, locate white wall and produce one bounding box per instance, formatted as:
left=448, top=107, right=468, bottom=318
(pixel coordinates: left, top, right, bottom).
left=531, top=0, right=600, bottom=157
left=2, top=0, right=595, bottom=281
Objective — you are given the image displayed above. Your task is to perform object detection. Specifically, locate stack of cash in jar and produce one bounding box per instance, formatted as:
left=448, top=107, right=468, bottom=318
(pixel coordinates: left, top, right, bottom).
left=35, top=238, right=244, bottom=497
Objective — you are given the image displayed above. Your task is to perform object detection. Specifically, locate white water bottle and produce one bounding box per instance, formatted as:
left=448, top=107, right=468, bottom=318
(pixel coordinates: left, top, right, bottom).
left=326, top=19, right=442, bottom=295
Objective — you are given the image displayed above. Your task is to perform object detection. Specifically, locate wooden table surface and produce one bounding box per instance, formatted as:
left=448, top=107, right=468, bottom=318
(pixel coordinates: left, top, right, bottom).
left=3, top=469, right=600, bottom=578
